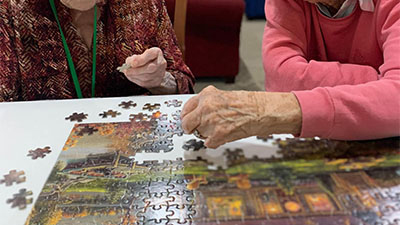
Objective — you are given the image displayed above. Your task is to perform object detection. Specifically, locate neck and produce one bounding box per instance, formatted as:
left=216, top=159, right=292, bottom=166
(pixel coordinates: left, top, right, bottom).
left=70, top=7, right=97, bottom=26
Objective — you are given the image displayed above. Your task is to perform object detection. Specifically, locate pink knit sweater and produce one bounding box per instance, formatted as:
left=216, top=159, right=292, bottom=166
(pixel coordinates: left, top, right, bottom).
left=262, top=0, right=400, bottom=140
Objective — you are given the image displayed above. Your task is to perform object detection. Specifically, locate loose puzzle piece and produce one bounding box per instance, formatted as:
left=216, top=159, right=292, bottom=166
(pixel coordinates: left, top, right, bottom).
left=6, top=189, right=33, bottom=210
left=256, top=135, right=274, bottom=142
left=143, top=103, right=161, bottom=112
left=118, top=100, right=137, bottom=109
left=183, top=139, right=206, bottom=151
left=27, top=146, right=51, bottom=159
left=117, top=62, right=131, bottom=73
left=165, top=99, right=183, bottom=107
left=76, top=125, right=98, bottom=136
left=99, top=110, right=121, bottom=118
left=0, top=170, right=26, bottom=186
left=65, top=112, right=88, bottom=122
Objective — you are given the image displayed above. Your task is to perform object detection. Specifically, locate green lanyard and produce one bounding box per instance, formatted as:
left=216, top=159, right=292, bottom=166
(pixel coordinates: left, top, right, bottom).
left=49, top=0, right=97, bottom=98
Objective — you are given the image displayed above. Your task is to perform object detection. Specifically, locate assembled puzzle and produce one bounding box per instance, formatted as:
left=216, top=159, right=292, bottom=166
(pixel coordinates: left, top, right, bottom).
left=26, top=109, right=400, bottom=225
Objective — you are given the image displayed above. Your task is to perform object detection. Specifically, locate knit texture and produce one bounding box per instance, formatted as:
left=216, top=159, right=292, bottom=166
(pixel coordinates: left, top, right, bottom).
left=0, top=0, right=194, bottom=101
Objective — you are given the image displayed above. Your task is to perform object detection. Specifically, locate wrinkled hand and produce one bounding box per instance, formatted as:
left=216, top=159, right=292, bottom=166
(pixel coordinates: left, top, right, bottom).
left=123, top=47, right=167, bottom=89
left=181, top=86, right=302, bottom=149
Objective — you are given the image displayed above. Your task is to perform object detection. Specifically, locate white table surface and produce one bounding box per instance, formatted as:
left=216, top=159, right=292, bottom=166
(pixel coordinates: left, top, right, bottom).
left=0, top=95, right=286, bottom=225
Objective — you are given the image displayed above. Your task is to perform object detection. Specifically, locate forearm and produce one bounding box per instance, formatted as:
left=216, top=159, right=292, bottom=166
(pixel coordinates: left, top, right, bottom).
left=293, top=74, right=400, bottom=140
left=263, top=47, right=380, bottom=92
left=251, top=92, right=302, bottom=136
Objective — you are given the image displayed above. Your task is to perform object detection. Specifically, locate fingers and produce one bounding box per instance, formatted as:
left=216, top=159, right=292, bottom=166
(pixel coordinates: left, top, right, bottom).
left=126, top=47, right=161, bottom=68
left=204, top=138, right=225, bottom=149
left=181, top=95, right=199, bottom=118
left=181, top=107, right=202, bottom=134
left=125, top=58, right=158, bottom=76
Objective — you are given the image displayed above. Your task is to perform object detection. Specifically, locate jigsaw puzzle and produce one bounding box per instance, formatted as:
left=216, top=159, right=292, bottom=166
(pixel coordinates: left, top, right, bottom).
left=75, top=125, right=99, bottom=136
left=165, top=99, right=183, bottom=107
left=143, top=103, right=161, bottom=111
left=0, top=170, right=26, bottom=186
left=119, top=100, right=137, bottom=109
left=7, top=189, right=33, bottom=210
left=27, top=146, right=52, bottom=159
left=65, top=112, right=88, bottom=122
left=183, top=139, right=206, bottom=151
left=26, top=112, right=400, bottom=225
left=99, top=110, right=121, bottom=118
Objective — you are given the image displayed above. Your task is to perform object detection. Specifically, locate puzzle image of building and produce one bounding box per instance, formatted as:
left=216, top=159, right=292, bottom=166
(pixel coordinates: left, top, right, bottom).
left=25, top=118, right=400, bottom=225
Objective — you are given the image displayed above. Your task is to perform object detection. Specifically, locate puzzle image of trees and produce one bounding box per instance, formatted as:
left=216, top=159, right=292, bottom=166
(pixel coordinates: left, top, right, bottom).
left=26, top=115, right=400, bottom=225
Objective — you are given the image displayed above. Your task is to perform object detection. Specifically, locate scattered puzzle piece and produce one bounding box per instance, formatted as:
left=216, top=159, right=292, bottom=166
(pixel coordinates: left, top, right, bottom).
left=99, top=110, right=121, bottom=118
left=65, top=112, right=88, bottom=122
left=0, top=170, right=26, bottom=186
left=164, top=99, right=183, bottom=107
left=27, top=146, right=51, bottom=159
left=6, top=189, right=33, bottom=210
left=118, top=100, right=137, bottom=109
left=183, top=139, right=206, bottom=151
left=256, top=135, right=274, bottom=142
left=142, top=103, right=161, bottom=111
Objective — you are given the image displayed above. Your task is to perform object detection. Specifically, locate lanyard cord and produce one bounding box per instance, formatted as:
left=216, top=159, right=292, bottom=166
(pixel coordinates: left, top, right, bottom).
left=49, top=0, right=97, bottom=98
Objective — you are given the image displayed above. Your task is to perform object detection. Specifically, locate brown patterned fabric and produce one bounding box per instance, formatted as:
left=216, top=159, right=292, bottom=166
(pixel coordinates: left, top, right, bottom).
left=0, top=0, right=195, bottom=101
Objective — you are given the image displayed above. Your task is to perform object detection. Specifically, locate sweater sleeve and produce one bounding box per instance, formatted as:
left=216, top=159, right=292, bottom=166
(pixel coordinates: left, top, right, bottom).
left=262, top=0, right=380, bottom=92
left=154, top=0, right=195, bottom=94
left=293, top=1, right=400, bottom=140
left=0, top=2, right=20, bottom=101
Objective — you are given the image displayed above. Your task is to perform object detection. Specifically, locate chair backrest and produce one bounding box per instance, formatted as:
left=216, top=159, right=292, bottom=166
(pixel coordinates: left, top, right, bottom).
left=173, top=0, right=188, bottom=59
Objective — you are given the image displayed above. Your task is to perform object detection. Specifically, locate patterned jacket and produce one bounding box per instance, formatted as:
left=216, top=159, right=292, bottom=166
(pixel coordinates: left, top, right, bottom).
left=0, top=0, right=195, bottom=101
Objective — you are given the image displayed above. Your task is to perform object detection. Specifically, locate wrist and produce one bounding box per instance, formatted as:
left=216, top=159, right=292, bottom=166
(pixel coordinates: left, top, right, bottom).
left=254, top=92, right=302, bottom=136
left=148, top=72, right=178, bottom=95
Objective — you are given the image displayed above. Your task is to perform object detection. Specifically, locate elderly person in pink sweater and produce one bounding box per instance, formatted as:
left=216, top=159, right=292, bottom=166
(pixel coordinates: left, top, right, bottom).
left=181, top=0, right=400, bottom=148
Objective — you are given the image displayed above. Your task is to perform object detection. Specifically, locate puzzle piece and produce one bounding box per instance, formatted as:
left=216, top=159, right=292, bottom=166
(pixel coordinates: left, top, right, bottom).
left=117, top=62, right=131, bottom=73
left=27, top=146, right=51, bottom=159
left=172, top=110, right=182, bottom=121
left=76, top=125, right=98, bottom=136
left=256, top=135, right=274, bottom=142
left=118, top=100, right=137, bottom=109
left=165, top=99, right=183, bottom=107
left=151, top=138, right=174, bottom=153
left=171, top=121, right=184, bottom=137
left=138, top=137, right=174, bottom=153
left=154, top=120, right=173, bottom=136
left=143, top=192, right=175, bottom=210
left=129, top=113, right=152, bottom=122
left=183, top=139, right=206, bottom=151
left=0, top=170, right=26, bottom=186
left=152, top=111, right=168, bottom=121
left=65, top=112, right=88, bottom=122
left=99, top=110, right=121, bottom=118
left=6, top=189, right=33, bottom=210
left=143, top=103, right=161, bottom=112
left=136, top=205, right=173, bottom=224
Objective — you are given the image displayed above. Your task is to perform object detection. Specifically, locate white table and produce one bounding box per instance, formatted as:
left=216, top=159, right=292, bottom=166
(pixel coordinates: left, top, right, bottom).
left=0, top=95, right=283, bottom=225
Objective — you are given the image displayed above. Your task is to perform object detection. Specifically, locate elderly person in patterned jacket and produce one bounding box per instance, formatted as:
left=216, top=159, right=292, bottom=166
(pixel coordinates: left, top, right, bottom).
left=0, top=0, right=194, bottom=101
left=181, top=0, right=400, bottom=148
